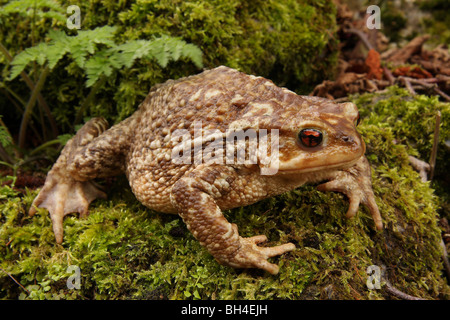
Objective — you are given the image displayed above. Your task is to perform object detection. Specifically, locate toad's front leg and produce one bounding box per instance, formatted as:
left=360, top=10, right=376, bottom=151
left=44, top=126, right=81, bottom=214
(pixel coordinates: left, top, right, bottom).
left=317, top=156, right=383, bottom=230
left=29, top=117, right=134, bottom=243
left=171, top=165, right=295, bottom=275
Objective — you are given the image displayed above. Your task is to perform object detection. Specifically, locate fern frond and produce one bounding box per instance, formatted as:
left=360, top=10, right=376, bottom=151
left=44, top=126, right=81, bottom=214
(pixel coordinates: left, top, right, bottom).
left=8, top=26, right=119, bottom=79
left=9, top=43, right=48, bottom=80
left=49, top=26, right=118, bottom=68
left=84, top=51, right=114, bottom=87
left=181, top=43, right=203, bottom=68
left=0, top=123, right=12, bottom=148
left=8, top=26, right=203, bottom=87
left=149, top=35, right=203, bottom=68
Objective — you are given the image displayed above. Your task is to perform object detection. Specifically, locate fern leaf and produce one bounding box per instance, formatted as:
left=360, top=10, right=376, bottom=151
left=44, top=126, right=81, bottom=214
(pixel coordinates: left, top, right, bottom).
left=9, top=43, right=48, bottom=80
left=181, top=43, right=203, bottom=68
left=109, top=40, right=153, bottom=68
left=147, top=36, right=203, bottom=68
left=109, top=36, right=203, bottom=69
left=69, top=26, right=118, bottom=68
left=0, top=125, right=12, bottom=148
left=76, top=26, right=118, bottom=48
left=46, top=30, right=71, bottom=69
left=84, top=51, right=114, bottom=87
left=146, top=37, right=170, bottom=68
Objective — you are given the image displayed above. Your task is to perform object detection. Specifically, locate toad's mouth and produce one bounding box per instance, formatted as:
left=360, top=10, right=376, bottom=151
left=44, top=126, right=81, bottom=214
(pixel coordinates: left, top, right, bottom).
left=263, top=139, right=366, bottom=175
left=275, top=155, right=363, bottom=174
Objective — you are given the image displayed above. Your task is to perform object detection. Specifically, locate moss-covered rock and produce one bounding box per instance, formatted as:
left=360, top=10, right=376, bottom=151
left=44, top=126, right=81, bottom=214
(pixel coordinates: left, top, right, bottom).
left=1, top=87, right=449, bottom=300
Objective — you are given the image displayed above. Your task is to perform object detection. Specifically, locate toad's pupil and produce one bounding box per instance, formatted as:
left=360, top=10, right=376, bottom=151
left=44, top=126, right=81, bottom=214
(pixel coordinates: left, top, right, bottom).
left=299, top=128, right=323, bottom=147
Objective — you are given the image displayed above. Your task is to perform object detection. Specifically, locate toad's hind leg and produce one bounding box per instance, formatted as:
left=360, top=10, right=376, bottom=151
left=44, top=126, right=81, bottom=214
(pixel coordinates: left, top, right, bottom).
left=29, top=117, right=133, bottom=243
left=171, top=165, right=296, bottom=274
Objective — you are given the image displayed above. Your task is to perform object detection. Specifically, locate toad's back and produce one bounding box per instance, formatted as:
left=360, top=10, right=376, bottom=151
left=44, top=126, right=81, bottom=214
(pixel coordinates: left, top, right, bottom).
left=125, top=66, right=298, bottom=212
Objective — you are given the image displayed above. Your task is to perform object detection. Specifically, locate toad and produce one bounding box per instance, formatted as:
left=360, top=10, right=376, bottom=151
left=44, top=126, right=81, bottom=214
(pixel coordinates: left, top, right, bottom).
left=30, top=66, right=382, bottom=274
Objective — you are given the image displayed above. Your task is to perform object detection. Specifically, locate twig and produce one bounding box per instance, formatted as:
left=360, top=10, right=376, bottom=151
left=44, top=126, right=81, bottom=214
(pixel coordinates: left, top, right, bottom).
left=18, top=65, right=50, bottom=149
left=434, top=87, right=450, bottom=102
left=0, top=42, right=58, bottom=139
left=429, top=111, right=441, bottom=180
left=407, top=77, right=435, bottom=89
left=0, top=266, right=30, bottom=295
left=395, top=76, right=450, bottom=102
left=419, top=78, right=440, bottom=83
left=0, top=87, right=44, bottom=144
left=408, top=155, right=430, bottom=182
left=386, top=35, right=430, bottom=63
left=384, top=278, right=425, bottom=300
left=343, top=27, right=374, bottom=51
left=383, top=67, right=395, bottom=85
left=398, top=76, right=416, bottom=95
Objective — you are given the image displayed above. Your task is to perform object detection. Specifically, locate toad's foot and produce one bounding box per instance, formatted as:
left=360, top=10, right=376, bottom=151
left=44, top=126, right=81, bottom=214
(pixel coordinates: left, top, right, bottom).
left=29, top=169, right=106, bottom=243
left=29, top=117, right=112, bottom=243
left=317, top=156, right=383, bottom=230
left=224, top=233, right=296, bottom=275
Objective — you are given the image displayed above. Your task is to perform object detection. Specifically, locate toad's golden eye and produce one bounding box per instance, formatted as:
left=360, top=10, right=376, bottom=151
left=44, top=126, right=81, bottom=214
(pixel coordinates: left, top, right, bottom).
left=298, top=128, right=323, bottom=148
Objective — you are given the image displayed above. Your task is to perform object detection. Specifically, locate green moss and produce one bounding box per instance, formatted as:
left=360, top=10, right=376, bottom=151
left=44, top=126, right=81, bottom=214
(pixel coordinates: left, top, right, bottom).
left=350, top=86, right=450, bottom=220
left=1, top=87, right=449, bottom=300
left=419, top=0, right=450, bottom=45
left=77, top=0, right=338, bottom=123
left=380, top=4, right=408, bottom=42
left=0, top=0, right=338, bottom=143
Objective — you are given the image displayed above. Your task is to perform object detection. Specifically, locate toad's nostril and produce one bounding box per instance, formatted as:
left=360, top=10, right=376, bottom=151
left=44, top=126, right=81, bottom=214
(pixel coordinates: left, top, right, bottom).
left=342, top=136, right=353, bottom=143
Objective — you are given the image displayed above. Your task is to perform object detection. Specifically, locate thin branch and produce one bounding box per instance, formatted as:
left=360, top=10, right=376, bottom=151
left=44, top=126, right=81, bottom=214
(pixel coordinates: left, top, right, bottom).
left=18, top=65, right=50, bottom=149
left=343, top=27, right=374, bottom=51
left=1, top=83, right=27, bottom=107
left=398, top=76, right=416, bottom=95
left=408, top=155, right=430, bottom=182
left=1, top=87, right=45, bottom=141
left=384, top=279, right=426, bottom=300
left=434, top=87, right=450, bottom=102
left=333, top=97, right=350, bottom=103
left=395, top=75, right=450, bottom=102
left=0, top=42, right=58, bottom=139
left=0, top=266, right=30, bottom=295
left=407, top=77, right=435, bottom=89
left=383, top=67, right=395, bottom=85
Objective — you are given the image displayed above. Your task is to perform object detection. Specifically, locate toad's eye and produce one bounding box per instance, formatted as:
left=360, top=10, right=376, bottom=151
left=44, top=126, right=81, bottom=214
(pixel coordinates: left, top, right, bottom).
left=298, top=128, right=323, bottom=148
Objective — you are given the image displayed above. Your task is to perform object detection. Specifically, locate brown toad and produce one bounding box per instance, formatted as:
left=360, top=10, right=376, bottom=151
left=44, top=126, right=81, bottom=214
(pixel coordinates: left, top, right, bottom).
left=30, top=66, right=382, bottom=274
